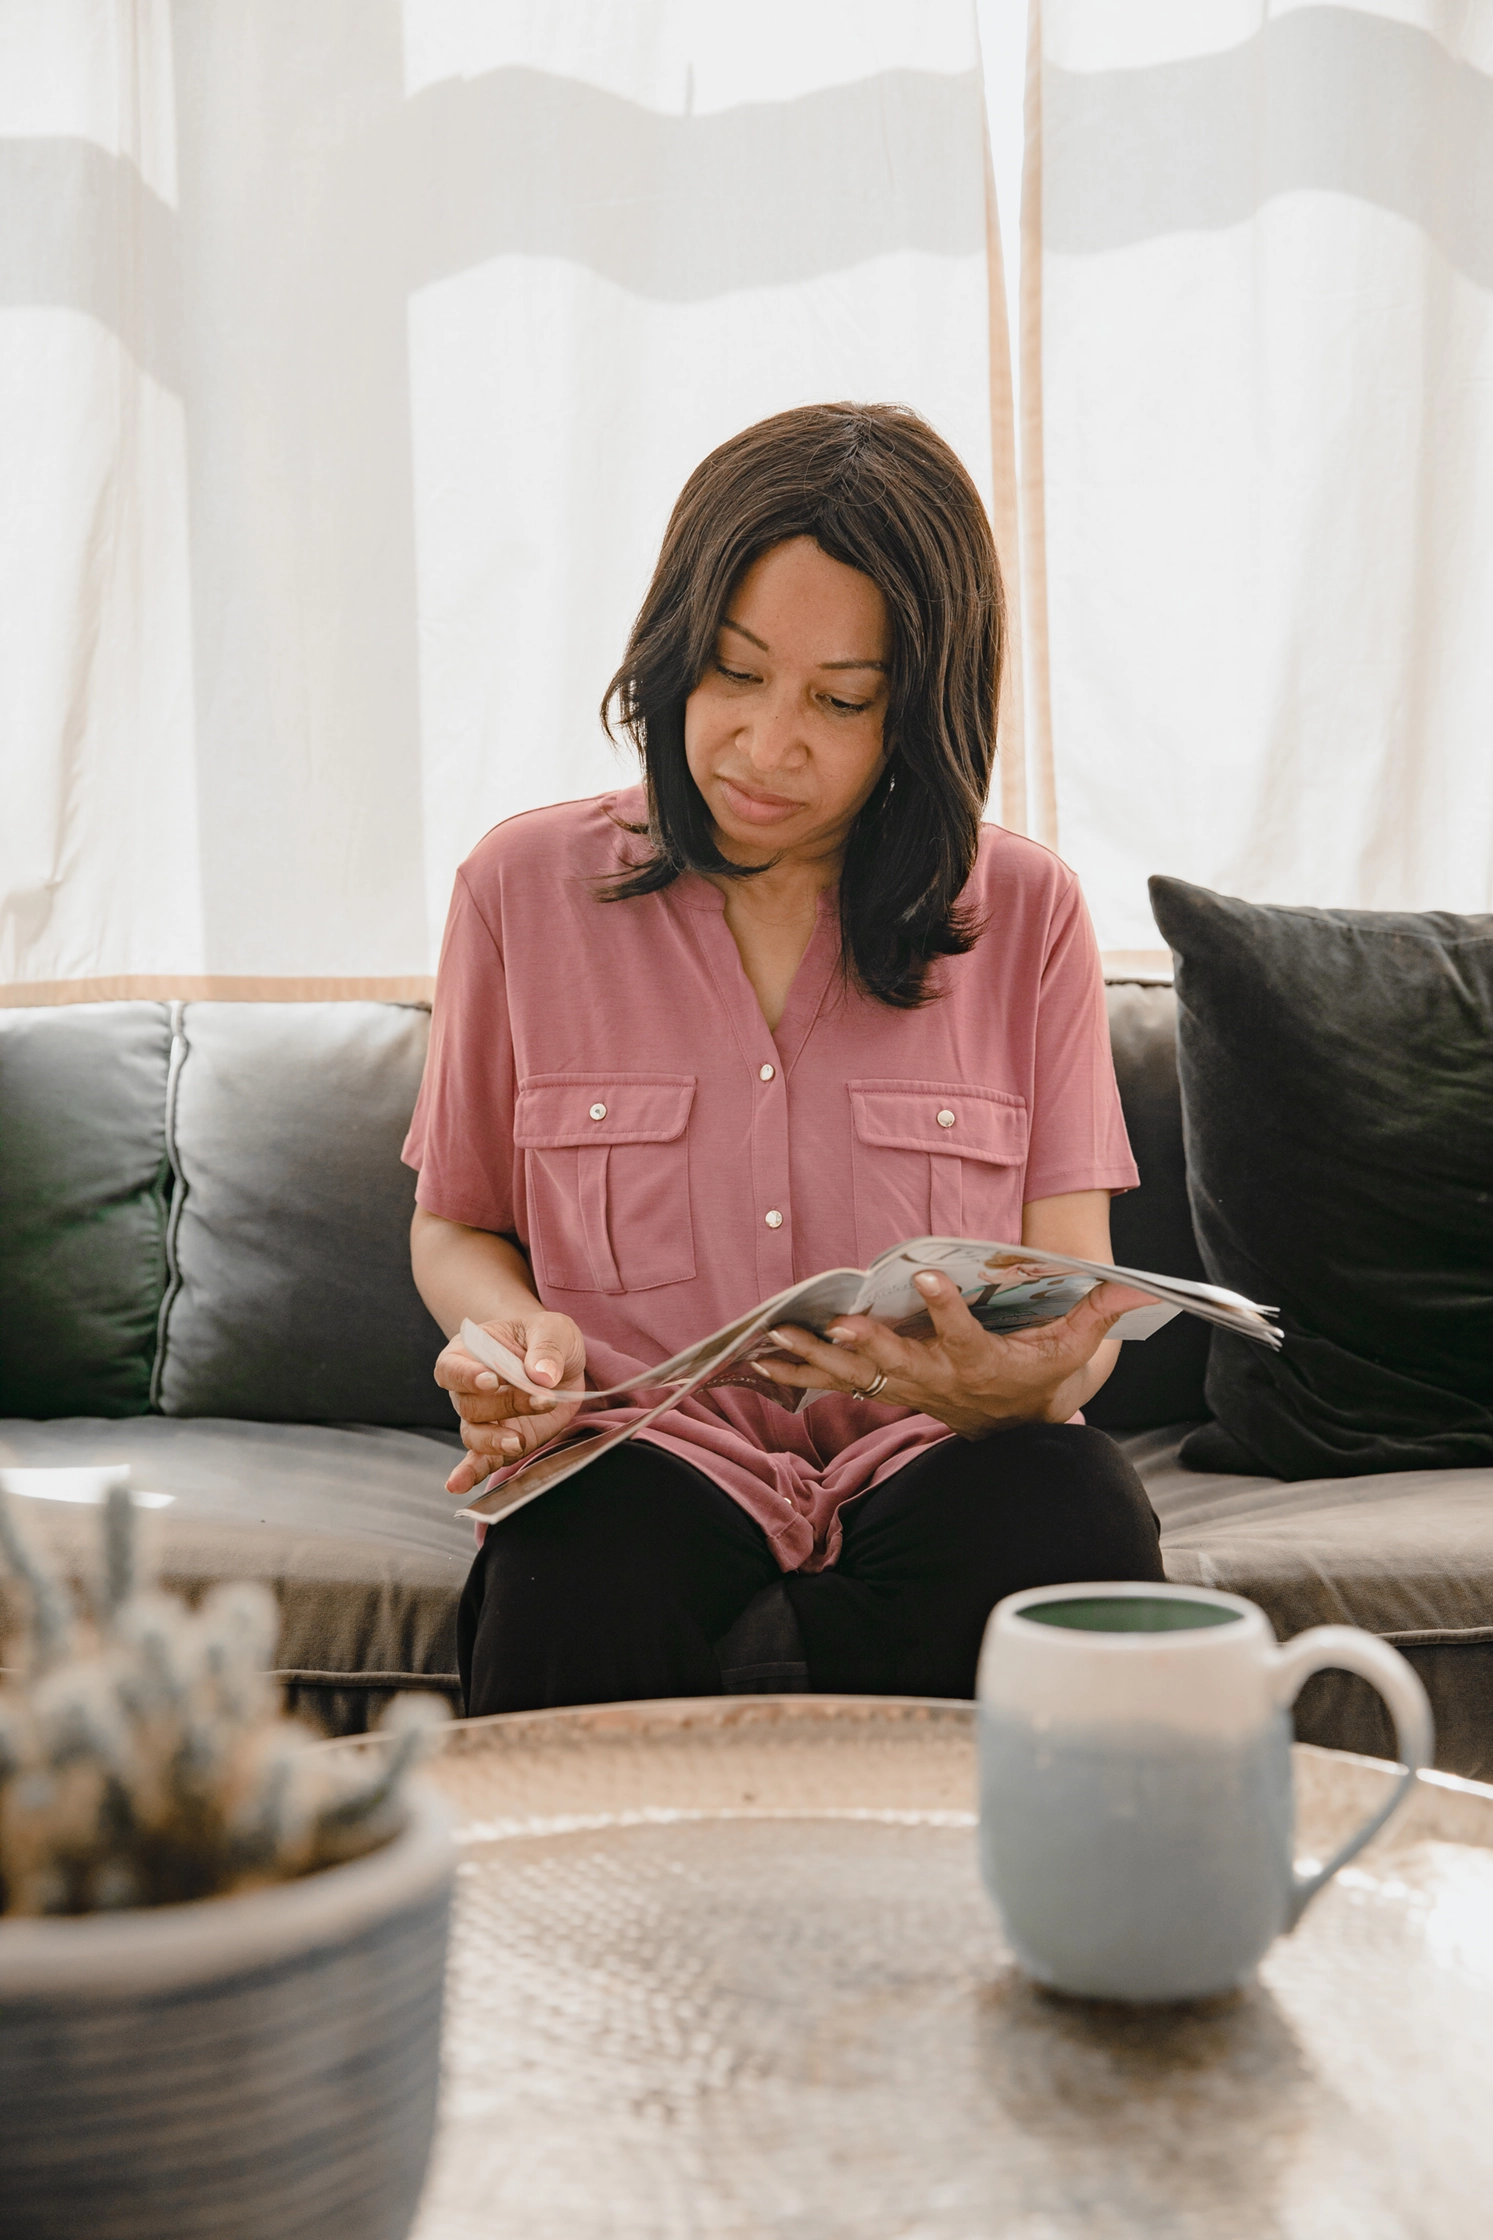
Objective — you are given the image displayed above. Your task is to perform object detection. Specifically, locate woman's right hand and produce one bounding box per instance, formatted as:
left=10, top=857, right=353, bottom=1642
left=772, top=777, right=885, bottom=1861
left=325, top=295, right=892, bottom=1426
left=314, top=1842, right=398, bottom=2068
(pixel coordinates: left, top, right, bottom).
left=435, top=1311, right=587, bottom=1497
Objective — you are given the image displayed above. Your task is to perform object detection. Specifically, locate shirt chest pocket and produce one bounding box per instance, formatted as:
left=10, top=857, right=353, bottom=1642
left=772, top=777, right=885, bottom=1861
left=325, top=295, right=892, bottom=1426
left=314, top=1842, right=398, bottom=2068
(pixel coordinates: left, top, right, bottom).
left=514, top=1074, right=697, bottom=1296
left=848, top=1080, right=1029, bottom=1262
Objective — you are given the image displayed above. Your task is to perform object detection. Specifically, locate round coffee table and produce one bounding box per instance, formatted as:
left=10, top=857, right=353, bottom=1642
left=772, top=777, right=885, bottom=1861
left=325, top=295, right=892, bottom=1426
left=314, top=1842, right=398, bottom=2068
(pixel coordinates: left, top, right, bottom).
left=404, top=1696, right=1493, bottom=2238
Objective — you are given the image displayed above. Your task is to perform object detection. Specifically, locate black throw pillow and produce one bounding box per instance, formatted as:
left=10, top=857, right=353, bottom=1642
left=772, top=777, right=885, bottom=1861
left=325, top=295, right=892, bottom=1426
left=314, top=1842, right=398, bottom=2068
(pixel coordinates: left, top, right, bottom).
left=1148, top=876, right=1493, bottom=1480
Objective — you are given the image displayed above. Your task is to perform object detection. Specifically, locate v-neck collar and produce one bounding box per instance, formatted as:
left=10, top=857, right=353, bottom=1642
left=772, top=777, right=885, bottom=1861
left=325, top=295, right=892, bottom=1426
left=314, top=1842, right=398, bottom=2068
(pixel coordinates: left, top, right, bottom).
left=770, top=888, right=842, bottom=1070
left=674, top=875, right=842, bottom=1074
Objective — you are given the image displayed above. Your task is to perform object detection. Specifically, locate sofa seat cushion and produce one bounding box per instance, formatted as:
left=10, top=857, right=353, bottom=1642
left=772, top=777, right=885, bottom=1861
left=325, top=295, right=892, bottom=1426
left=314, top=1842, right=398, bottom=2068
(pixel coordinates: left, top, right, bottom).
left=1124, top=1427, right=1493, bottom=1777
left=1133, top=1426, right=1493, bottom=1639
left=0, top=1417, right=468, bottom=1732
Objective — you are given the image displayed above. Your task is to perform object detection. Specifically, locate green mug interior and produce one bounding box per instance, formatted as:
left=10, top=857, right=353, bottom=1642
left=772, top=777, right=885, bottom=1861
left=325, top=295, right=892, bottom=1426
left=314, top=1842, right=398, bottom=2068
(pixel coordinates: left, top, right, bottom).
left=1020, top=1595, right=1243, bottom=1634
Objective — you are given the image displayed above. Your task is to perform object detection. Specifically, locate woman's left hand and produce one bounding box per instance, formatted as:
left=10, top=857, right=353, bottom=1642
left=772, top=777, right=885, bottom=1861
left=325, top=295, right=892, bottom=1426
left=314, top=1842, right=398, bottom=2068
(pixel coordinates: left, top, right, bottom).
left=753, top=1270, right=1157, bottom=1436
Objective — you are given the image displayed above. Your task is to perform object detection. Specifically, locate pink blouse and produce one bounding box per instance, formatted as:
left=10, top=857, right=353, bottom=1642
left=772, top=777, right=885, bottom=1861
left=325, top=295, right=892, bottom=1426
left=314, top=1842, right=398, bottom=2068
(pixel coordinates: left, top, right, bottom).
left=403, top=787, right=1137, bottom=1571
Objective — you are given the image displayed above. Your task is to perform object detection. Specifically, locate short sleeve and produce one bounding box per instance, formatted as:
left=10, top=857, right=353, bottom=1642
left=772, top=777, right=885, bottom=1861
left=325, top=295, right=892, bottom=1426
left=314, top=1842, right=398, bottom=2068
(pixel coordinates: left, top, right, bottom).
left=401, top=870, right=520, bottom=1235
left=1021, top=875, right=1139, bottom=1203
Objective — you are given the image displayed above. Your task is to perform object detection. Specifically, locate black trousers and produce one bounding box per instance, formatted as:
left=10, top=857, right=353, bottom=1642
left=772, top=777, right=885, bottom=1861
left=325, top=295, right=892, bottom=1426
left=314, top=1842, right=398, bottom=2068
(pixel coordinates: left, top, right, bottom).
left=457, top=1423, right=1165, bottom=1716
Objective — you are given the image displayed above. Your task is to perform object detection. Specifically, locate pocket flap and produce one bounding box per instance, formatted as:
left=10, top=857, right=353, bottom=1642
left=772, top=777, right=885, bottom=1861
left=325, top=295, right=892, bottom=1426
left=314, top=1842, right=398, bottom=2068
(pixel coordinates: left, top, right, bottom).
left=515, top=1074, right=696, bottom=1149
left=848, top=1080, right=1029, bottom=1164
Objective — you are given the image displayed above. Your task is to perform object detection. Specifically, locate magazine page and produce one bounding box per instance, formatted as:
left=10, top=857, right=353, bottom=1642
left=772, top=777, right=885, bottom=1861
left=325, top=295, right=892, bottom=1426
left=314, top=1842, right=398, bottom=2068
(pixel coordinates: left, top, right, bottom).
left=459, top=1278, right=864, bottom=1520
left=851, top=1239, right=1134, bottom=1338
left=460, top=1387, right=699, bottom=1525
left=457, top=1237, right=1279, bottom=1521
left=855, top=1239, right=1280, bottom=1350
left=458, top=1268, right=867, bottom=1406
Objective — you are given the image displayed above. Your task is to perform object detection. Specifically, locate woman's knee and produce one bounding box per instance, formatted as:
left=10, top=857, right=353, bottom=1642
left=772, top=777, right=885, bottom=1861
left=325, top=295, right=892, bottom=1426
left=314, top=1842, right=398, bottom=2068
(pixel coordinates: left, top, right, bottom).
left=471, top=1444, right=778, bottom=1629
left=1010, top=1423, right=1163, bottom=1570
left=1012, top=1420, right=1151, bottom=1496
left=486, top=1445, right=704, bottom=1573
left=838, top=1421, right=1160, bottom=1584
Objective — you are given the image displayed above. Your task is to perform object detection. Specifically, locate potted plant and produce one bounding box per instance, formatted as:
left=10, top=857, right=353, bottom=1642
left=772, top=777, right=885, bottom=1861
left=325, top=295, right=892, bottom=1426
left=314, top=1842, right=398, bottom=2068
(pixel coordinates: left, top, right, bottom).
left=0, top=1487, right=453, bottom=2240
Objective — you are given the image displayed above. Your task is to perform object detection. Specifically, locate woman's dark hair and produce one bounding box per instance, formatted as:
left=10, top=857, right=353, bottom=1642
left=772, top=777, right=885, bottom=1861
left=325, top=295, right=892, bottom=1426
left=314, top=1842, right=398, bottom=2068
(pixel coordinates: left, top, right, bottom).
left=599, top=402, right=1005, bottom=1008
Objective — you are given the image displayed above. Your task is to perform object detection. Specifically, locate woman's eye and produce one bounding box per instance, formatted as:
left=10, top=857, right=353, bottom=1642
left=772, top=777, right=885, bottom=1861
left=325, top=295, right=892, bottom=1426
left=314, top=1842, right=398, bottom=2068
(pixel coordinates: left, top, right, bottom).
left=825, top=695, right=873, bottom=715
left=715, top=662, right=757, bottom=684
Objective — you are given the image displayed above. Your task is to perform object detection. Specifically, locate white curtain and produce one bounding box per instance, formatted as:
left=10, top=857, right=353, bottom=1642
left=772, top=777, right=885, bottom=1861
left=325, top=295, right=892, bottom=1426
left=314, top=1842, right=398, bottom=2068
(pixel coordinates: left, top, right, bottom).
left=0, top=0, right=1012, bottom=1001
left=14, top=3, right=1480, bottom=997
left=1022, top=0, right=1493, bottom=966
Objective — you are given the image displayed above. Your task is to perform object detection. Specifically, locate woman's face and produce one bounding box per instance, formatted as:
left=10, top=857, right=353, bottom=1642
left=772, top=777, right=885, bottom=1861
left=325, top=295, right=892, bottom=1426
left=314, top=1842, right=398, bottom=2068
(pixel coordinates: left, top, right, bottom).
left=684, top=536, right=891, bottom=867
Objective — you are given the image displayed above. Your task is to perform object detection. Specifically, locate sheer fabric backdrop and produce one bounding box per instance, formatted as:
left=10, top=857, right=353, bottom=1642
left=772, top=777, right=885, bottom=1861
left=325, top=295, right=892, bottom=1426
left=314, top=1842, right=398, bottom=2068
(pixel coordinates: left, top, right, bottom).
left=2, top=2, right=1489, bottom=998
left=1025, top=0, right=1493, bottom=966
left=0, top=0, right=1011, bottom=1000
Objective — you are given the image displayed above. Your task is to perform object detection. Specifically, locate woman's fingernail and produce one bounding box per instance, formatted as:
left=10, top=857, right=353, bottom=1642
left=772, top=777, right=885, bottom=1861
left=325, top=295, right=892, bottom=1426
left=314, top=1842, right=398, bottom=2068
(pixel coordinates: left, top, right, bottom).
left=500, top=1437, right=520, bottom=1458
left=914, top=1273, right=941, bottom=1296
left=531, top=1358, right=560, bottom=1386
left=476, top=1371, right=499, bottom=1390
left=826, top=1324, right=854, bottom=1342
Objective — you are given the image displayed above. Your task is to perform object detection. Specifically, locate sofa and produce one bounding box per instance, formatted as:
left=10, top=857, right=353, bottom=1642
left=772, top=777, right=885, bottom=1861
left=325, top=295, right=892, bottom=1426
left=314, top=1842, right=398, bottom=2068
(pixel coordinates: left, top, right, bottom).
left=3, top=992, right=1491, bottom=1768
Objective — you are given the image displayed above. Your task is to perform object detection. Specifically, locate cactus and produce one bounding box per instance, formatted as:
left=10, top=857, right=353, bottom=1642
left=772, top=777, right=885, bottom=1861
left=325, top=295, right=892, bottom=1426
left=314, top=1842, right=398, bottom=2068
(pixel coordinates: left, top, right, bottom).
left=0, top=1486, right=447, bottom=1916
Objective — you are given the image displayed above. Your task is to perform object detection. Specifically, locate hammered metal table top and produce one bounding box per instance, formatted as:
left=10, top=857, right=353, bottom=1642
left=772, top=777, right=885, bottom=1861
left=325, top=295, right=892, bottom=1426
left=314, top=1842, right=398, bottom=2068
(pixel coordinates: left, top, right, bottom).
left=404, top=1695, right=1493, bottom=2240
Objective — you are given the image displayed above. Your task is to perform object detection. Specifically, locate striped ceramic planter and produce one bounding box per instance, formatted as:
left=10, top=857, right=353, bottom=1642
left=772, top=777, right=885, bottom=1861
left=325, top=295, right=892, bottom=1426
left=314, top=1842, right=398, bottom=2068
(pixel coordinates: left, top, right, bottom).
left=0, top=1790, right=452, bottom=2240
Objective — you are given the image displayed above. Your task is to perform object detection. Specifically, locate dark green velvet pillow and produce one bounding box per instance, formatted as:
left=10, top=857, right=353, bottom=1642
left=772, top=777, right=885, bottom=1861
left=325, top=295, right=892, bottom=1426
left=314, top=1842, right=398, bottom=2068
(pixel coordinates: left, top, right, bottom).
left=1148, top=878, right=1493, bottom=1480
left=0, top=1003, right=173, bottom=1417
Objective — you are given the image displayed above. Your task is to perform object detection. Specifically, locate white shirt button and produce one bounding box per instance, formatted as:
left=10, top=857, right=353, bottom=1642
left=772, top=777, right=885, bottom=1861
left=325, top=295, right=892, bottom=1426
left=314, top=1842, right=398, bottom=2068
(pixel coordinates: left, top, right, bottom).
left=589, top=1103, right=607, bottom=1121
left=759, top=1063, right=775, bottom=1081
left=765, top=1209, right=784, bottom=1229
left=936, top=1108, right=956, bottom=1128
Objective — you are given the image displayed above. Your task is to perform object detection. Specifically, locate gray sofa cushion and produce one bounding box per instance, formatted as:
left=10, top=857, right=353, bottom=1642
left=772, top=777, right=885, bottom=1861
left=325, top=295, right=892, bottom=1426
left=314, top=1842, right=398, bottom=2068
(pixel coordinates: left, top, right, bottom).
left=0, top=1415, right=467, bottom=1732
left=1131, top=1426, right=1493, bottom=1779
left=0, top=1003, right=172, bottom=1416
left=155, top=1004, right=452, bottom=1427
left=1085, top=985, right=1211, bottom=1431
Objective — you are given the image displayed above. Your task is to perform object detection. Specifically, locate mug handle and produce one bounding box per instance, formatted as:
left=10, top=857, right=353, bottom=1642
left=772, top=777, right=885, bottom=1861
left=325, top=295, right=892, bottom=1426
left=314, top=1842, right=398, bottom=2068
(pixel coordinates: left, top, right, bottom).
left=1271, top=1625, right=1435, bottom=1928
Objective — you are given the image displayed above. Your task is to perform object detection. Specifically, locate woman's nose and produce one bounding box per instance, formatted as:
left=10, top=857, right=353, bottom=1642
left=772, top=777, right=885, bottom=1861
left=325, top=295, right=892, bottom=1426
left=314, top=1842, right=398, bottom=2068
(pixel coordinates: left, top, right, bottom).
left=741, top=691, right=806, bottom=771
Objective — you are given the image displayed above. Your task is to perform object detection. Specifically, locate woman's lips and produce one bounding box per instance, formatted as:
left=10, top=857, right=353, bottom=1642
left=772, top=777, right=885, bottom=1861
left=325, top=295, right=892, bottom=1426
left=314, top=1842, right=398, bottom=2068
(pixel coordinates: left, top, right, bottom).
left=717, top=775, right=806, bottom=826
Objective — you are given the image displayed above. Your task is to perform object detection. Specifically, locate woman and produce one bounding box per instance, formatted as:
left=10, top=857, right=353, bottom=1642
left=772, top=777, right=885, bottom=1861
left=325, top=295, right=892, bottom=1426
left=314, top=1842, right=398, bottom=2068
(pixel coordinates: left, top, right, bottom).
left=405, top=402, right=1165, bottom=1716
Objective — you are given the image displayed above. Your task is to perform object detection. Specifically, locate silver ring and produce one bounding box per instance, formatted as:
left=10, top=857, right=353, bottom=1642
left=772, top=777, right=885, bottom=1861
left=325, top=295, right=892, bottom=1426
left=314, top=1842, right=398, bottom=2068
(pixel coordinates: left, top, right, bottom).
left=852, top=1370, right=889, bottom=1401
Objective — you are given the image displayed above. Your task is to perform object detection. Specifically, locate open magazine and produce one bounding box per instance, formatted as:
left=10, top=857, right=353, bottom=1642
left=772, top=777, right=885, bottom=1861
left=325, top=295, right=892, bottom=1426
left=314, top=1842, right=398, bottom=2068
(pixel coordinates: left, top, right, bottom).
left=455, top=1236, right=1279, bottom=1526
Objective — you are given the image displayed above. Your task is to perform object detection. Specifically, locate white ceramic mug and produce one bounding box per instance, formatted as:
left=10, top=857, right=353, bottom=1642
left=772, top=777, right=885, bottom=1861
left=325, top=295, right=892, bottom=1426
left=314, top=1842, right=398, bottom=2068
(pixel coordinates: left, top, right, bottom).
left=976, top=1581, right=1434, bottom=2002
